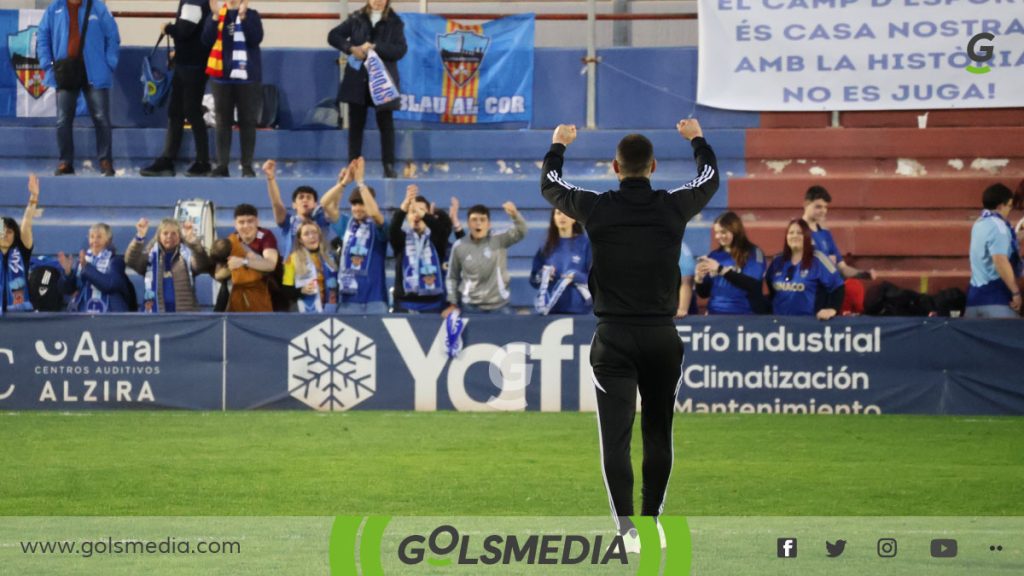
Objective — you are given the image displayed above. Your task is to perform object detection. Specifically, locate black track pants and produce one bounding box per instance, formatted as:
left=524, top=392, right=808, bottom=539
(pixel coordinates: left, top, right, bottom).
left=590, top=321, right=683, bottom=528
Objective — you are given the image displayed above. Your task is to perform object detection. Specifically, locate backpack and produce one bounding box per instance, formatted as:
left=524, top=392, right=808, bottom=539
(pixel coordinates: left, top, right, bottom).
left=27, top=256, right=66, bottom=312
left=258, top=84, right=279, bottom=128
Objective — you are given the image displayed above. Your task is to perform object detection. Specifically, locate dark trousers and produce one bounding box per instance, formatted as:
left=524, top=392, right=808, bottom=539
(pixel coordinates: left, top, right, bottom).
left=347, top=101, right=395, bottom=165
left=211, top=81, right=261, bottom=169
left=590, top=322, right=683, bottom=529
left=56, top=85, right=111, bottom=164
left=161, top=65, right=209, bottom=163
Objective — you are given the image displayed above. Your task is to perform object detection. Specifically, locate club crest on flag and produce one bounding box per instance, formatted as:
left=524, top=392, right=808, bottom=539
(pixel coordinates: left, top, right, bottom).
left=7, top=26, right=47, bottom=99
left=437, top=29, right=489, bottom=88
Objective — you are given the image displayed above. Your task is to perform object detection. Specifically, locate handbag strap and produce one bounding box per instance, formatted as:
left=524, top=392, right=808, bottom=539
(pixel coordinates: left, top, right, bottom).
left=75, top=0, right=95, bottom=60
left=150, top=32, right=166, bottom=56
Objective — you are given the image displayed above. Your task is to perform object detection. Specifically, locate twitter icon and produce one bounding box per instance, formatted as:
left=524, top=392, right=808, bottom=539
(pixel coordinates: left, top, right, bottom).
left=826, top=540, right=847, bottom=558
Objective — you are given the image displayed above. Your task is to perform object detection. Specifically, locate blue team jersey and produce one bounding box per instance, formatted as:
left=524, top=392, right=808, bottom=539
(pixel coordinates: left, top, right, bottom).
left=333, top=217, right=389, bottom=305
left=967, top=211, right=1021, bottom=307
left=767, top=250, right=844, bottom=316
left=278, top=205, right=332, bottom=259
left=701, top=247, right=766, bottom=315
left=809, top=225, right=843, bottom=264
left=530, top=235, right=593, bottom=314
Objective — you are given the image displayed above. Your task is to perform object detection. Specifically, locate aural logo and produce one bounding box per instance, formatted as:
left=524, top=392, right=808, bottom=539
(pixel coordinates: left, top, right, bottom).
left=288, top=319, right=376, bottom=411
left=35, top=340, right=69, bottom=362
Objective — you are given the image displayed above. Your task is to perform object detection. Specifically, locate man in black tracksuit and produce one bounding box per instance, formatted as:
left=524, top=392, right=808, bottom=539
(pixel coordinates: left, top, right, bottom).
left=540, top=119, right=718, bottom=542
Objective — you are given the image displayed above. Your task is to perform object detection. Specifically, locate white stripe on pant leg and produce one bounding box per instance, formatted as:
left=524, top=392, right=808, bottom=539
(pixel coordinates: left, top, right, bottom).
left=657, top=357, right=685, bottom=517
left=592, top=373, right=620, bottom=533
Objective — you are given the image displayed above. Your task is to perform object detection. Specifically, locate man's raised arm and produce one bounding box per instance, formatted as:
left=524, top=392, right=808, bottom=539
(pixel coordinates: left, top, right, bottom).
left=670, top=118, right=720, bottom=222
left=541, top=124, right=598, bottom=224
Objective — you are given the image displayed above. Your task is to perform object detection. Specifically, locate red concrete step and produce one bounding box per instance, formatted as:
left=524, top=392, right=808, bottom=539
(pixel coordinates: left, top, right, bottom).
left=846, top=256, right=969, bottom=272
left=728, top=175, right=1009, bottom=209
left=760, top=109, right=1024, bottom=129
left=744, top=157, right=1024, bottom=177
left=746, top=127, right=1024, bottom=159
left=734, top=208, right=979, bottom=222
left=738, top=220, right=971, bottom=257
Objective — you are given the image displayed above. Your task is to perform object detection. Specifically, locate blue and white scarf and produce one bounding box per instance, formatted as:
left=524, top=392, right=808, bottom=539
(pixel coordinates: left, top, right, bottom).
left=402, top=224, right=443, bottom=296
left=534, top=266, right=592, bottom=315
left=338, top=217, right=375, bottom=295
left=982, top=209, right=1022, bottom=276
left=144, top=243, right=193, bottom=313
left=1, top=247, right=33, bottom=314
left=444, top=309, right=465, bottom=358
left=74, top=249, right=113, bottom=313
left=229, top=14, right=249, bottom=80
left=366, top=49, right=400, bottom=107
left=295, top=251, right=337, bottom=313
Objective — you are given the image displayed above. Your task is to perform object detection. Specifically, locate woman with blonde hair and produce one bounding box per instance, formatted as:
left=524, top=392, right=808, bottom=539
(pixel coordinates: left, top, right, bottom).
left=126, top=217, right=211, bottom=312
left=282, top=220, right=337, bottom=312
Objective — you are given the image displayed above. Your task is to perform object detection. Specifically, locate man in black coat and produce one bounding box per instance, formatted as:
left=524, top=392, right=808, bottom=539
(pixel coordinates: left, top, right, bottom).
left=141, top=0, right=213, bottom=177
left=328, top=0, right=407, bottom=179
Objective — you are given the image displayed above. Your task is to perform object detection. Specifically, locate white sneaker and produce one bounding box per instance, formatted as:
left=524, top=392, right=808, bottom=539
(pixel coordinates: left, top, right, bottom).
left=621, top=528, right=641, bottom=554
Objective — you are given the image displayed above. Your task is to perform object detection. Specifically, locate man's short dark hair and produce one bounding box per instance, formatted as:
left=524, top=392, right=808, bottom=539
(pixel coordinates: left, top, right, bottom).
left=234, top=203, right=258, bottom=219
left=413, top=195, right=429, bottom=207
left=467, top=204, right=490, bottom=219
left=982, top=183, right=1013, bottom=210
left=805, top=185, right=832, bottom=203
left=292, top=185, right=318, bottom=203
left=349, top=186, right=376, bottom=205
left=615, top=134, right=654, bottom=176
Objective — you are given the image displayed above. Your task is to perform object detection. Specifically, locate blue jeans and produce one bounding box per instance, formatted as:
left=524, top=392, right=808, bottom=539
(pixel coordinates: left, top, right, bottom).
left=336, top=301, right=389, bottom=315
left=57, top=86, right=111, bottom=164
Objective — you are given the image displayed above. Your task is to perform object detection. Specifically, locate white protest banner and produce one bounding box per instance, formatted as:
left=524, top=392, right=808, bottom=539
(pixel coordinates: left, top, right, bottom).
left=697, top=0, right=1024, bottom=111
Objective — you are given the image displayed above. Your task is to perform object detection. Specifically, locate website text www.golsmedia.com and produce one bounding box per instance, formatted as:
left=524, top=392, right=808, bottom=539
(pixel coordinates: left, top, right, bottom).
left=20, top=537, right=241, bottom=558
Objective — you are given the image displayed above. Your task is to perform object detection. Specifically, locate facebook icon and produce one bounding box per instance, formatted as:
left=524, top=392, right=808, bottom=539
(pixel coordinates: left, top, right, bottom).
left=777, top=538, right=798, bottom=558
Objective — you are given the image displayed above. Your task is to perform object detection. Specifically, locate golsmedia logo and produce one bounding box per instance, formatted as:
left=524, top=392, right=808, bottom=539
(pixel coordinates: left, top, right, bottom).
left=330, top=516, right=691, bottom=575
left=396, top=524, right=628, bottom=566
left=966, top=32, right=994, bottom=74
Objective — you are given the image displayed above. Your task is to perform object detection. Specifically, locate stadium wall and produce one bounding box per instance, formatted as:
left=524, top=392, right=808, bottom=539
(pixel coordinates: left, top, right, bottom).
left=1, top=315, right=1021, bottom=415
left=56, top=47, right=758, bottom=130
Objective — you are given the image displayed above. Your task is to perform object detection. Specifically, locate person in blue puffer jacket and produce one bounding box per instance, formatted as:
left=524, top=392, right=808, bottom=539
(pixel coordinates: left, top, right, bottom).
left=37, top=0, right=121, bottom=177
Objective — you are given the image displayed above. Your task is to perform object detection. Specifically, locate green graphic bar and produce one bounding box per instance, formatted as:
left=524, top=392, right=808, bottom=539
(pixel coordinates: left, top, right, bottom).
left=359, top=516, right=391, bottom=576
left=330, top=516, right=363, bottom=576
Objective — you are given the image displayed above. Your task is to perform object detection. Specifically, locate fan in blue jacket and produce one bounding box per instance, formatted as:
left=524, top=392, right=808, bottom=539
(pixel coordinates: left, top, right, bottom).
left=37, top=0, right=120, bottom=176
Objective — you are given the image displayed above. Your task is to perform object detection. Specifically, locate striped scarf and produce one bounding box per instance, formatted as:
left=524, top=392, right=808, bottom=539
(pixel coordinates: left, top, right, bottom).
left=205, top=3, right=229, bottom=78
left=229, top=13, right=249, bottom=80
left=206, top=5, right=248, bottom=80
left=144, top=242, right=194, bottom=313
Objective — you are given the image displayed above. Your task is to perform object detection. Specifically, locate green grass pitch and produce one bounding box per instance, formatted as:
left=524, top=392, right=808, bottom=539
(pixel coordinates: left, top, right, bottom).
left=2, top=411, right=1022, bottom=517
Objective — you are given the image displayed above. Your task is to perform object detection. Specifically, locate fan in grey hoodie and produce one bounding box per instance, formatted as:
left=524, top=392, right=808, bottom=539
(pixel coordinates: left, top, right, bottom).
left=443, top=202, right=528, bottom=314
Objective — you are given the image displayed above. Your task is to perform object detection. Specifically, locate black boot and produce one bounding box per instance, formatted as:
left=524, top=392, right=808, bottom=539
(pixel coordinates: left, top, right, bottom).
left=383, top=163, right=398, bottom=179
left=185, top=161, right=212, bottom=177
left=140, top=157, right=174, bottom=177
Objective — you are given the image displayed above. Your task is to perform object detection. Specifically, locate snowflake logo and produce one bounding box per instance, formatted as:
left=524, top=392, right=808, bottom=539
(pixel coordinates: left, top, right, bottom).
left=288, top=319, right=376, bottom=411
